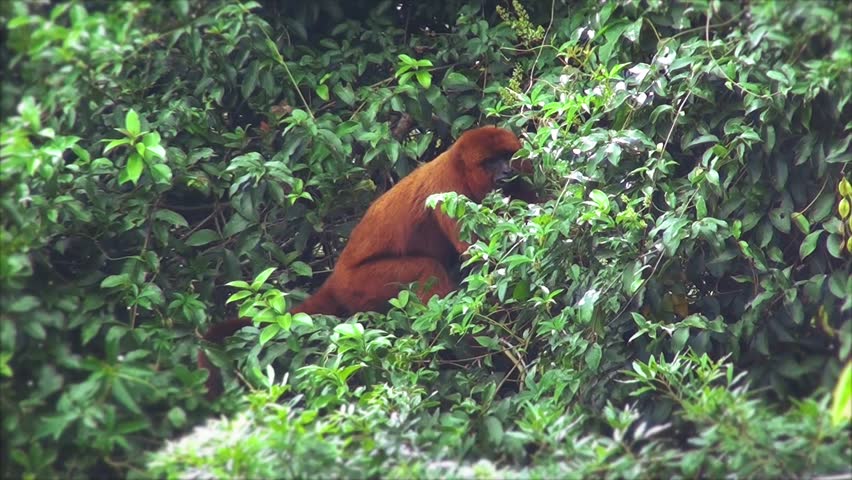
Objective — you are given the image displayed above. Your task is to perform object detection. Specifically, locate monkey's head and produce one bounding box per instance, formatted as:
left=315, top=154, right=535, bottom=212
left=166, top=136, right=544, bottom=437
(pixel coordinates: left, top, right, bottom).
left=453, top=126, right=525, bottom=201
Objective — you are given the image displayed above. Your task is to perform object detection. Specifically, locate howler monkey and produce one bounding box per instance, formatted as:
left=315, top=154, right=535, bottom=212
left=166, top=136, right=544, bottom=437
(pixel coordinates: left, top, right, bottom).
left=199, top=126, right=540, bottom=395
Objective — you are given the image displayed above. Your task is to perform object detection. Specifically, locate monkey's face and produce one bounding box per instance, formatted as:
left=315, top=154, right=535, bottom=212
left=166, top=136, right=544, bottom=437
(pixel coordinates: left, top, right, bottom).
left=454, top=126, right=524, bottom=201
left=482, top=154, right=518, bottom=185
left=466, top=150, right=520, bottom=201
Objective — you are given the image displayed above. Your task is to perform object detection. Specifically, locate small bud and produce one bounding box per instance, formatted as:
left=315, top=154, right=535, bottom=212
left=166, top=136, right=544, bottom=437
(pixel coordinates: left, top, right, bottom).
left=839, top=198, right=851, bottom=220
left=839, top=177, right=852, bottom=197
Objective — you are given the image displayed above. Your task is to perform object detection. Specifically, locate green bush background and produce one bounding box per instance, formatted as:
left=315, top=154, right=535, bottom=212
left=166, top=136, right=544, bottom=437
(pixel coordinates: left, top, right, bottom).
left=1, top=0, right=850, bottom=478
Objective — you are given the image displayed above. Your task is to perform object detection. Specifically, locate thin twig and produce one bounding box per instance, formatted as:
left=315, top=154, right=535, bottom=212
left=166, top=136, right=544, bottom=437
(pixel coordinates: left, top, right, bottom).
left=524, top=0, right=556, bottom=96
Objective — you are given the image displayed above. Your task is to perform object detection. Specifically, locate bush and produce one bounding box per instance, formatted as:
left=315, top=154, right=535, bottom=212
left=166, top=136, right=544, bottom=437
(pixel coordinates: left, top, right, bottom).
left=1, top=0, right=849, bottom=478
left=149, top=353, right=849, bottom=479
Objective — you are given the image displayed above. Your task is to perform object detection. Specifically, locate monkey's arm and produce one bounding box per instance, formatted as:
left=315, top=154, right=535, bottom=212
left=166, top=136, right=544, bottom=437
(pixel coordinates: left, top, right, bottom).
left=434, top=210, right=472, bottom=255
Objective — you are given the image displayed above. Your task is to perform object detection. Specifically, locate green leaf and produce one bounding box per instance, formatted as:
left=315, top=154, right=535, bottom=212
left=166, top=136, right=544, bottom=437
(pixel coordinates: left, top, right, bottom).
left=799, top=230, right=822, bottom=260
left=828, top=271, right=847, bottom=298
left=167, top=407, right=187, bottom=428
left=154, top=209, right=189, bottom=228
left=8, top=295, right=40, bottom=312
left=292, top=312, right=313, bottom=328
left=22, top=321, right=46, bottom=340
left=226, top=290, right=252, bottom=304
left=474, top=336, right=500, bottom=350
left=397, top=71, right=413, bottom=86
left=146, top=144, right=166, bottom=160
left=622, top=261, right=645, bottom=295
left=251, top=267, right=277, bottom=291
left=259, top=324, right=281, bottom=345
left=150, top=164, right=173, bottom=184
left=791, top=212, right=810, bottom=234
left=18, top=96, right=41, bottom=129
left=415, top=71, right=432, bottom=89
left=512, top=281, right=531, bottom=301
left=334, top=323, right=363, bottom=338
left=103, top=138, right=131, bottom=154
left=142, top=132, right=161, bottom=147
left=268, top=293, right=286, bottom=314
left=125, top=109, right=141, bottom=137
left=71, top=144, right=91, bottom=163
left=695, top=196, right=707, bottom=219
left=830, top=361, right=852, bottom=427
left=395, top=289, right=410, bottom=308
left=443, top=72, right=474, bottom=90
left=672, top=327, right=690, bottom=352
left=111, top=379, right=142, bottom=414
left=125, top=152, right=144, bottom=184
left=242, top=60, right=259, bottom=99
left=774, top=157, right=788, bottom=190
left=289, top=261, right=312, bottom=277
left=7, top=16, right=33, bottom=29
left=584, top=344, right=602, bottom=371
left=766, top=70, right=787, bottom=84
left=275, top=313, right=292, bottom=331
left=332, top=84, right=356, bottom=105
left=825, top=135, right=852, bottom=164
left=451, top=115, right=475, bottom=135
left=827, top=233, right=844, bottom=258
left=37, top=413, right=74, bottom=440
left=706, top=169, right=720, bottom=187
left=185, top=229, right=219, bottom=246
left=0, top=353, right=12, bottom=377
left=684, top=134, right=719, bottom=150
left=387, top=140, right=400, bottom=164
left=222, top=214, right=250, bottom=238
left=577, top=289, right=600, bottom=324
left=316, top=84, right=329, bottom=101
left=263, top=37, right=284, bottom=64
left=484, top=416, right=504, bottom=445
left=769, top=208, right=791, bottom=233
left=101, top=274, right=130, bottom=289
left=589, top=190, right=610, bottom=212
left=810, top=190, right=835, bottom=223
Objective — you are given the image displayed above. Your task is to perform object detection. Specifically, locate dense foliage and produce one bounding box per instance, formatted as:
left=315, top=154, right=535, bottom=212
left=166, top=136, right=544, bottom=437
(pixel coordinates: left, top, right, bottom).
left=1, top=0, right=850, bottom=478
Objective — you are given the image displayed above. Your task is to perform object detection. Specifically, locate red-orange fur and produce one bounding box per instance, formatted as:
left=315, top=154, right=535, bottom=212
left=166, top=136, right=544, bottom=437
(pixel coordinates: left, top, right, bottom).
left=199, top=126, right=532, bottom=395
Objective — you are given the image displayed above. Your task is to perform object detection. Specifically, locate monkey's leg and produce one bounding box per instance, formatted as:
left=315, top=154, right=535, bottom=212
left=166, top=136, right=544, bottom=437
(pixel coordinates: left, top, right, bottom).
left=332, top=256, right=455, bottom=312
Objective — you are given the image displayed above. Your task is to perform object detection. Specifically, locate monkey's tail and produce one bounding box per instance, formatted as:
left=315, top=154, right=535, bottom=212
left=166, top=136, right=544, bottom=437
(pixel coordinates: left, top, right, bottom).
left=289, top=286, right=347, bottom=316
left=198, top=285, right=345, bottom=398
left=197, top=316, right=252, bottom=398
